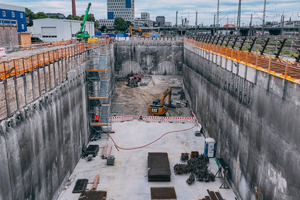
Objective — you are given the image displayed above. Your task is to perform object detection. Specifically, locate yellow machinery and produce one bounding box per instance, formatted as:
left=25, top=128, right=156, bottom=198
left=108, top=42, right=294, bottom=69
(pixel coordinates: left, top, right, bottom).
left=149, top=88, right=172, bottom=116
left=141, top=32, right=151, bottom=37
left=128, top=26, right=142, bottom=36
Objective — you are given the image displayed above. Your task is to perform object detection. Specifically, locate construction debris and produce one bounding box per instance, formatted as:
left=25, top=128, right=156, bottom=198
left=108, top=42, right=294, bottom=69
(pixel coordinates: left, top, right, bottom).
left=102, top=144, right=112, bottom=159
left=174, top=153, right=215, bottom=184
left=84, top=145, right=99, bottom=157
left=106, top=156, right=115, bottom=166
left=92, top=175, right=100, bottom=191
left=180, top=153, right=189, bottom=161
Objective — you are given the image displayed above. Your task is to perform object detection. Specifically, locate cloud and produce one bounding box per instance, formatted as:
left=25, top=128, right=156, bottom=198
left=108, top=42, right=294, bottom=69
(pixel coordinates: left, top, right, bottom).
left=4, top=0, right=300, bottom=26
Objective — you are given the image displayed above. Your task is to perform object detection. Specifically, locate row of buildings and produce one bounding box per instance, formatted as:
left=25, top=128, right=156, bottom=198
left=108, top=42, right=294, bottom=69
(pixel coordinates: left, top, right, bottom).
left=98, top=0, right=171, bottom=28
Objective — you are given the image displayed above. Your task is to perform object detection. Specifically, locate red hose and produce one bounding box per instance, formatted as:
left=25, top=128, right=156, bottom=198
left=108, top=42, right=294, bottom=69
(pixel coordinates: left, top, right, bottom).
left=106, top=123, right=197, bottom=151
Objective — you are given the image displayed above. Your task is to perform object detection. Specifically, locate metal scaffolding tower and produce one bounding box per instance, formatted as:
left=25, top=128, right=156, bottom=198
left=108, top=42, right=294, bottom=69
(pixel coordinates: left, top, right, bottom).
left=87, top=45, right=111, bottom=139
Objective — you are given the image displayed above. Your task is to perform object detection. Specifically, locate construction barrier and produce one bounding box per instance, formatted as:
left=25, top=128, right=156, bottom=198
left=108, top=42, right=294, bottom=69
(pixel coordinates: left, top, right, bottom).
left=140, top=116, right=196, bottom=123
left=0, top=38, right=111, bottom=80
left=112, top=115, right=134, bottom=122
left=184, top=38, right=300, bottom=85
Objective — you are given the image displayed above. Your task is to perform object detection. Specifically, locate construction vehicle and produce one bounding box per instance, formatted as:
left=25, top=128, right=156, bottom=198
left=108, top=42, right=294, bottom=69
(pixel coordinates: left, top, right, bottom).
left=141, top=32, right=151, bottom=38
left=76, top=2, right=92, bottom=40
left=126, top=73, right=141, bottom=87
left=149, top=88, right=172, bottom=116
left=128, top=26, right=142, bottom=36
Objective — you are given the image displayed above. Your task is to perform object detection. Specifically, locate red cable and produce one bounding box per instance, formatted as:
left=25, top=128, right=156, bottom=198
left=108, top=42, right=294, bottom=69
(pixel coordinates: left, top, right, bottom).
left=106, top=123, right=197, bottom=151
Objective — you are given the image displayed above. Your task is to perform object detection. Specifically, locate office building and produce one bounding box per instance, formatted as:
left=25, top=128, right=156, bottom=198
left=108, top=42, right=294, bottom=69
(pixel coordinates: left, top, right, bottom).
left=134, top=12, right=152, bottom=27
left=29, top=18, right=94, bottom=41
left=99, top=0, right=135, bottom=29
left=156, top=16, right=165, bottom=27
left=141, top=12, right=150, bottom=20
left=107, top=0, right=134, bottom=23
left=0, top=3, right=27, bottom=32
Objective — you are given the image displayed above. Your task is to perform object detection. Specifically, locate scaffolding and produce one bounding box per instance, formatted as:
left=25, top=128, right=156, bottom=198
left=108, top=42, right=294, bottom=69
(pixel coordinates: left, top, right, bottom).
left=87, top=45, right=111, bottom=139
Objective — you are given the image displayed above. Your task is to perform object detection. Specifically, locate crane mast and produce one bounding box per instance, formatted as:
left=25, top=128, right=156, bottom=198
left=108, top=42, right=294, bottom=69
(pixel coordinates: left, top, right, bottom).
left=76, top=2, right=92, bottom=40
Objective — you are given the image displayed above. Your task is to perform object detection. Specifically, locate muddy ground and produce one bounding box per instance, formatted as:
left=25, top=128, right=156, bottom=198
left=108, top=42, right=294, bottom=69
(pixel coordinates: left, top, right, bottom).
left=111, top=75, right=192, bottom=117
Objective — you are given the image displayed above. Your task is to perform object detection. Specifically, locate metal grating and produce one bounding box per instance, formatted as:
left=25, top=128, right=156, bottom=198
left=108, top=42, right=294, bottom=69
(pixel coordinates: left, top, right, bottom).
left=72, top=179, right=88, bottom=193
left=79, top=191, right=107, bottom=200
left=151, top=187, right=177, bottom=199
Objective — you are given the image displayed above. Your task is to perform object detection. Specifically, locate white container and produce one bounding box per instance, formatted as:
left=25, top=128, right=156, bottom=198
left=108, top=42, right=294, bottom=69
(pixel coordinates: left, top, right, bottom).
left=204, top=138, right=216, bottom=158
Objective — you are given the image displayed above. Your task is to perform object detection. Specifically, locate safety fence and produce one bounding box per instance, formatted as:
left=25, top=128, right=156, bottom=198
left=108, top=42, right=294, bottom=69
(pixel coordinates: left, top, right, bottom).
left=0, top=38, right=111, bottom=80
left=184, top=38, right=300, bottom=84
left=112, top=115, right=134, bottom=122
left=111, top=115, right=196, bottom=123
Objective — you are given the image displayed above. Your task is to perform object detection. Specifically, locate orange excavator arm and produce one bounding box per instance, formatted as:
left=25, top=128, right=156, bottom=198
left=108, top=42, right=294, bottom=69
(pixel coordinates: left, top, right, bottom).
left=160, top=88, right=172, bottom=106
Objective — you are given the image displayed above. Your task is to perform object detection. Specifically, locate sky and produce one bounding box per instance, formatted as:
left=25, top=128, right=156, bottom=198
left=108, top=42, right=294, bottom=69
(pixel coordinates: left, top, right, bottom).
left=4, top=0, right=300, bottom=26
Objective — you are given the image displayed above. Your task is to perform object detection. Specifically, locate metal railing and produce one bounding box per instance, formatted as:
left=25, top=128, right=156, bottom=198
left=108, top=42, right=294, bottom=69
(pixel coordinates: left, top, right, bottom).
left=0, top=38, right=110, bottom=80
left=184, top=38, right=300, bottom=84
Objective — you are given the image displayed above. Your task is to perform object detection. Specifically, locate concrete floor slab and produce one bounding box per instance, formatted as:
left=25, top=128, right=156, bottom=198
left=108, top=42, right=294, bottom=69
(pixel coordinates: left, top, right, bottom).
left=57, top=121, right=238, bottom=200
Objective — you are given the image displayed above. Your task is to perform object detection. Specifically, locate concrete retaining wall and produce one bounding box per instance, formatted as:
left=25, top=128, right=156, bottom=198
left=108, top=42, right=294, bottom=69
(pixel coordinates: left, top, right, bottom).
left=0, top=26, right=18, bottom=50
left=0, top=52, right=87, bottom=121
left=114, top=37, right=183, bottom=76
left=183, top=43, right=300, bottom=200
left=0, top=50, right=91, bottom=200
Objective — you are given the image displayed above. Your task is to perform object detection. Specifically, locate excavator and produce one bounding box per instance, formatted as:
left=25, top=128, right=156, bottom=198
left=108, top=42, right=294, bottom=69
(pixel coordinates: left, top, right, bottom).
left=149, top=88, right=172, bottom=116
left=128, top=26, right=142, bottom=36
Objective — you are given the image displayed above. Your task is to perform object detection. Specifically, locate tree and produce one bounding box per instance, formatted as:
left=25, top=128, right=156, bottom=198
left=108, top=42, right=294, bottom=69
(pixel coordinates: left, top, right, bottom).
left=66, top=14, right=81, bottom=20
left=114, top=17, right=129, bottom=32
left=25, top=8, right=35, bottom=26
left=35, top=12, right=47, bottom=19
left=100, top=25, right=107, bottom=32
left=125, top=21, right=133, bottom=27
left=49, top=15, right=59, bottom=19
left=80, top=14, right=95, bottom=22
left=94, top=20, right=100, bottom=29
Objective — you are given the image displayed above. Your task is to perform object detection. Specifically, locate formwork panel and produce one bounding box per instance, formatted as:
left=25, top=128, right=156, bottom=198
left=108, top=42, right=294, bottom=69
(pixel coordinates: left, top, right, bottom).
left=151, top=187, right=177, bottom=200
left=16, top=76, right=25, bottom=108
left=6, top=78, right=17, bottom=114
left=148, top=152, right=171, bottom=182
left=79, top=191, right=107, bottom=200
left=0, top=83, right=7, bottom=119
left=39, top=68, right=46, bottom=94
left=25, top=73, right=33, bottom=102
left=33, top=70, right=39, bottom=99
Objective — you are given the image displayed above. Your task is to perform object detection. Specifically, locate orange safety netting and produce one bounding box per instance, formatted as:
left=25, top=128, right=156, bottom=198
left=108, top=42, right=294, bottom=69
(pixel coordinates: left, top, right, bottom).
left=0, top=38, right=110, bottom=80
left=184, top=38, right=300, bottom=84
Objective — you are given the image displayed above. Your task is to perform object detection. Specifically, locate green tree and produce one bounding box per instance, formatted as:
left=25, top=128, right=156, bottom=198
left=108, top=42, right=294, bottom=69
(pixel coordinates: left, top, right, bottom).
left=114, top=17, right=129, bottom=32
left=35, top=12, right=47, bottom=19
left=100, top=25, right=107, bottom=32
left=80, top=14, right=95, bottom=21
left=94, top=20, right=100, bottom=29
left=66, top=14, right=81, bottom=20
left=49, top=15, right=59, bottom=19
left=25, top=8, right=35, bottom=26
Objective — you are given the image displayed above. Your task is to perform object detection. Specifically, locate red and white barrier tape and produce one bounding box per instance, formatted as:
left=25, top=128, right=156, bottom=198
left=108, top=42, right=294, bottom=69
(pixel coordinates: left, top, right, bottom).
left=112, top=115, right=134, bottom=122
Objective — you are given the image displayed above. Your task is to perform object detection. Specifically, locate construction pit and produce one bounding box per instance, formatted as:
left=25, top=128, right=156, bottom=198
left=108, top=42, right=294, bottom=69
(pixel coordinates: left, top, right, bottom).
left=57, top=75, right=238, bottom=200
left=111, top=75, right=190, bottom=116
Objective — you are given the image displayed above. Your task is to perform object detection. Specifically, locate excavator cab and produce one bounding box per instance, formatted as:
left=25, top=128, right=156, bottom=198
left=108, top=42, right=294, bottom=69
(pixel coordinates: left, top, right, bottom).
left=149, top=88, right=172, bottom=116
